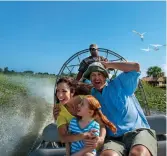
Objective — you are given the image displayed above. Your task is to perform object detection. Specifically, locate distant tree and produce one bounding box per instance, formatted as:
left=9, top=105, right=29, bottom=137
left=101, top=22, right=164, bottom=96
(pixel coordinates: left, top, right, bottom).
left=50, top=74, right=56, bottom=76
left=4, top=67, right=9, bottom=74
left=69, top=73, right=77, bottom=78
left=0, top=68, right=3, bottom=73
left=61, top=72, right=68, bottom=76
left=147, top=66, right=162, bottom=78
left=36, top=72, right=43, bottom=75
left=159, top=72, right=165, bottom=77
left=10, top=70, right=15, bottom=73
left=23, top=70, right=34, bottom=74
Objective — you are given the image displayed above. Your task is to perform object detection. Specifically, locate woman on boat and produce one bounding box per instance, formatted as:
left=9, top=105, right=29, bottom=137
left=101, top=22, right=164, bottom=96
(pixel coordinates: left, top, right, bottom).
left=54, top=77, right=106, bottom=155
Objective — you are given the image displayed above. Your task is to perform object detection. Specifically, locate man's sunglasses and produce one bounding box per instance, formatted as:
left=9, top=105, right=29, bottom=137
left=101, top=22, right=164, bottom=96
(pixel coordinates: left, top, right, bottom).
left=89, top=48, right=98, bottom=51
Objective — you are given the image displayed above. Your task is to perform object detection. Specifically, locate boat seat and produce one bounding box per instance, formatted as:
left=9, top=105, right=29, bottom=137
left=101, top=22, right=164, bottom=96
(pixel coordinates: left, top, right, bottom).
left=29, top=148, right=66, bottom=156
left=42, top=123, right=60, bottom=142
left=157, top=141, right=166, bottom=156
left=146, top=115, right=166, bottom=135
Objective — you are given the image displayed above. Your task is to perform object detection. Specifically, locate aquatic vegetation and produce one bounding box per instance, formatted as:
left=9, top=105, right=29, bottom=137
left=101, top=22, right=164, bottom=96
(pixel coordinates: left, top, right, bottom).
left=135, top=81, right=166, bottom=113
left=0, top=74, right=27, bottom=105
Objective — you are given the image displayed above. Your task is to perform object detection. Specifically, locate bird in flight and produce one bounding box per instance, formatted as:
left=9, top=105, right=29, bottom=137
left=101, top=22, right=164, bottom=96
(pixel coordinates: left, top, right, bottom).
left=141, top=46, right=151, bottom=52
left=149, top=44, right=164, bottom=51
left=150, top=44, right=166, bottom=51
left=132, top=30, right=146, bottom=41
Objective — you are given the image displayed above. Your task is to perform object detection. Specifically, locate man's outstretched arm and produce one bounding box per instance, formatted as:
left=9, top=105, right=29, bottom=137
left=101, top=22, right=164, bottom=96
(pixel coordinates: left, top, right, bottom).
left=101, top=61, right=140, bottom=72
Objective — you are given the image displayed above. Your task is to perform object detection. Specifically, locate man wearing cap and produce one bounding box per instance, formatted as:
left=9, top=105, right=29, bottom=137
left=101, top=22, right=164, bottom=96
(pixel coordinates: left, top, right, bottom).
left=76, top=44, right=107, bottom=81
left=83, top=62, right=157, bottom=156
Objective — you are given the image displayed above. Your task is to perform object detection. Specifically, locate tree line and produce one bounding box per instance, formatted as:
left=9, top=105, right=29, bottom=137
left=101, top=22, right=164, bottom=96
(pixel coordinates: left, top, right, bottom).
left=146, top=66, right=165, bottom=78
left=0, top=67, right=56, bottom=77
left=0, top=66, right=165, bottom=78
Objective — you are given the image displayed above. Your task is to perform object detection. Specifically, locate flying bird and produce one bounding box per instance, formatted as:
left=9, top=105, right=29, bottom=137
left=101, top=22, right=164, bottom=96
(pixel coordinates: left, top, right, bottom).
left=149, top=44, right=163, bottom=51
left=132, top=30, right=146, bottom=41
left=141, top=46, right=151, bottom=52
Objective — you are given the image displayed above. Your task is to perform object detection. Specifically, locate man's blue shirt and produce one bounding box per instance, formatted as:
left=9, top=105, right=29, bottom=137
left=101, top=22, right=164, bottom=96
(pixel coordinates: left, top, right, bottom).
left=91, top=70, right=150, bottom=137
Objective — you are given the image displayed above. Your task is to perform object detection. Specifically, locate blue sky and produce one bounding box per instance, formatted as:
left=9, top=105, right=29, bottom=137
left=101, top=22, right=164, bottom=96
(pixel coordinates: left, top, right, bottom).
left=0, top=1, right=166, bottom=77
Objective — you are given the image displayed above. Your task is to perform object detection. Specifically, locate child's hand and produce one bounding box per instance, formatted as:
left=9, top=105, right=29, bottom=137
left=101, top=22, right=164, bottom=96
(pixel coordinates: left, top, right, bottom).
left=83, top=131, right=96, bottom=139
left=90, top=129, right=99, bottom=137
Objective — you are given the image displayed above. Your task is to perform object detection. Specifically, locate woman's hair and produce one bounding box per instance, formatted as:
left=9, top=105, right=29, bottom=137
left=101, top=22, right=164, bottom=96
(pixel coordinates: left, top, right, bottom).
left=74, top=81, right=93, bottom=96
left=84, top=95, right=117, bottom=133
left=55, top=77, right=93, bottom=103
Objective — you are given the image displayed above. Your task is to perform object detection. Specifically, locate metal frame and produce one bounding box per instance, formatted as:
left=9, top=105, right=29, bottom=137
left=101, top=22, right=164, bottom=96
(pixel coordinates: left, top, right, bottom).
left=138, top=80, right=151, bottom=115
left=54, top=48, right=151, bottom=115
left=56, top=48, right=126, bottom=79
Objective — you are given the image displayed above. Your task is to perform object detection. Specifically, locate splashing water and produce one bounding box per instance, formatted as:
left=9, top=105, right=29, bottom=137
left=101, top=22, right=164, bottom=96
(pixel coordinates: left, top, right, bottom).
left=0, top=113, right=32, bottom=156
left=0, top=75, right=55, bottom=156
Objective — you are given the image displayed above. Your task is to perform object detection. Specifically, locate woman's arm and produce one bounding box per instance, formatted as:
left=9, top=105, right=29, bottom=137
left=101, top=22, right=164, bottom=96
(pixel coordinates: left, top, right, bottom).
left=58, top=124, right=92, bottom=143
left=65, top=142, right=70, bottom=156
left=96, top=115, right=106, bottom=146
left=98, top=125, right=106, bottom=147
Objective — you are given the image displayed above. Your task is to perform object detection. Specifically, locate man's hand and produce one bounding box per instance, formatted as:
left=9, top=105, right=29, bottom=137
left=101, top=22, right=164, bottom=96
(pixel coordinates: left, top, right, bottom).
left=104, top=58, right=108, bottom=62
left=101, top=61, right=115, bottom=71
left=53, top=104, right=60, bottom=120
left=100, top=61, right=109, bottom=69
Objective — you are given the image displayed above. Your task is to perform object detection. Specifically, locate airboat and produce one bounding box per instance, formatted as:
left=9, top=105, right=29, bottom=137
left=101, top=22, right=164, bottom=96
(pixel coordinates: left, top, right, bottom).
left=29, top=48, right=166, bottom=156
